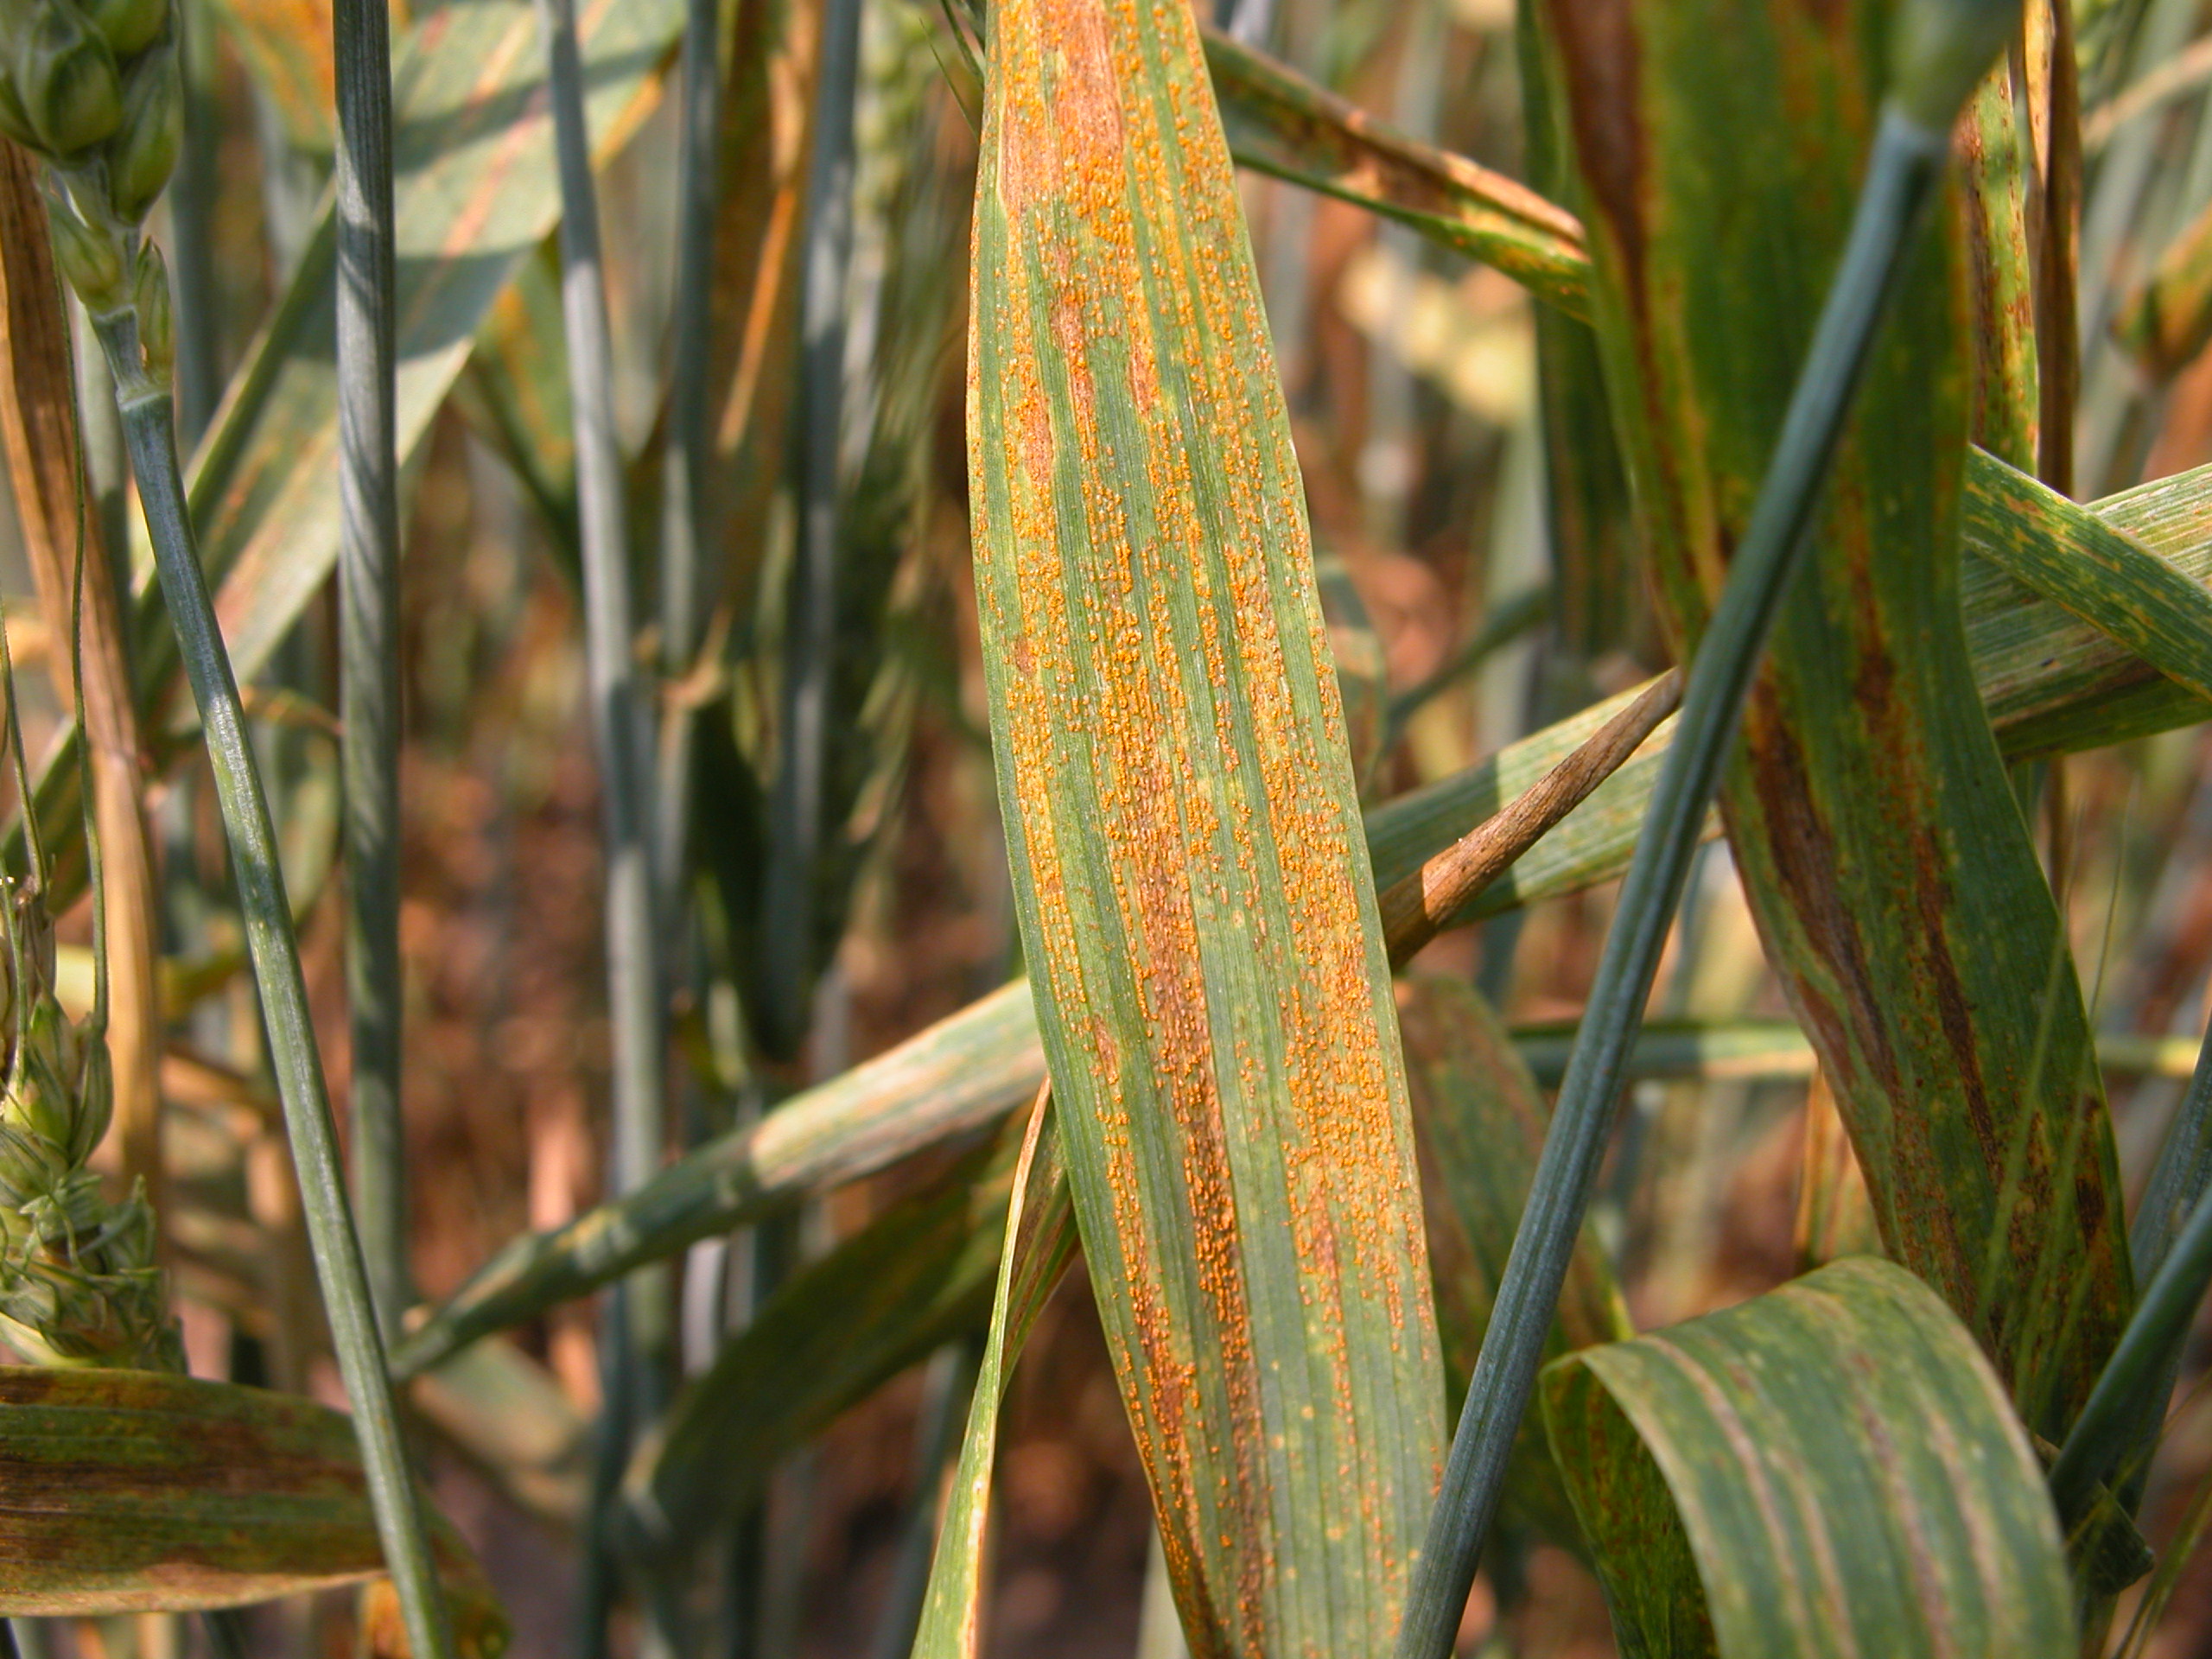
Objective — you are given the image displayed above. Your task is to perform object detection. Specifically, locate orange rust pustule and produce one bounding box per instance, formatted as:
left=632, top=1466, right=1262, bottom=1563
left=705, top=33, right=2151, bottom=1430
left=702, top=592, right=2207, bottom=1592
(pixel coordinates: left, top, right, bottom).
left=966, top=0, right=1446, bottom=1651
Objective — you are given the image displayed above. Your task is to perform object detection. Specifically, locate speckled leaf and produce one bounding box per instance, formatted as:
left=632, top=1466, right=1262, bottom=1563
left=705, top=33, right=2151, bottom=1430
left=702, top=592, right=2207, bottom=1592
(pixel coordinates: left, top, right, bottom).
left=1966, top=449, right=2212, bottom=705
left=1958, top=59, right=2041, bottom=474
left=400, top=454, right=2212, bottom=1365
left=910, top=1095, right=1076, bottom=1659
left=1542, top=1258, right=2074, bottom=1657
left=1541, top=0, right=2131, bottom=1440
left=0, top=1368, right=499, bottom=1630
left=968, top=0, right=1446, bottom=1649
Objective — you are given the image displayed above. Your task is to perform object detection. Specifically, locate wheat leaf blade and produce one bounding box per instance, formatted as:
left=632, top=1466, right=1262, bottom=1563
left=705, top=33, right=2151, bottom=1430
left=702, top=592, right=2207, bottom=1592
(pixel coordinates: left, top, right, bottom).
left=1542, top=1259, right=2074, bottom=1656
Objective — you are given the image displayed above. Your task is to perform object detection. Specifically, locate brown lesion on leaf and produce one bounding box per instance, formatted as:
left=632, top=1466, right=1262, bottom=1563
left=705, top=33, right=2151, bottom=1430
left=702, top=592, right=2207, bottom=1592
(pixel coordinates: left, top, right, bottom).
left=1540, top=0, right=1649, bottom=311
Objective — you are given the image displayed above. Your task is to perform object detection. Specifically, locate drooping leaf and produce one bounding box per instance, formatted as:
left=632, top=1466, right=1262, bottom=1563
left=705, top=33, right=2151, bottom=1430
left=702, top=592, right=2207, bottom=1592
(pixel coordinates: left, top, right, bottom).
left=909, top=1093, right=1077, bottom=1659
left=391, top=979, right=1046, bottom=1376
left=1543, top=0, right=2129, bottom=1436
left=0, top=1367, right=502, bottom=1640
left=968, top=0, right=1445, bottom=1646
left=1541, top=1257, right=2074, bottom=1658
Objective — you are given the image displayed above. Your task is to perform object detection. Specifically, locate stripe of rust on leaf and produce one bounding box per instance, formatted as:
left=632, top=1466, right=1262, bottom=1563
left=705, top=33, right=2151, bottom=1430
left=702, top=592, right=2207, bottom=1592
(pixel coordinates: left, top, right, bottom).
left=1542, top=0, right=2130, bottom=1440
left=970, top=0, right=1443, bottom=1651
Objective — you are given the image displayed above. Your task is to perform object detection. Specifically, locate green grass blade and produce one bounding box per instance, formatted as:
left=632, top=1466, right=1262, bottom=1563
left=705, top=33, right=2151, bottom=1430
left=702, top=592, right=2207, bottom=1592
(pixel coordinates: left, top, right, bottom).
left=2132, top=1033, right=2212, bottom=1282
left=1543, top=1258, right=2074, bottom=1656
left=168, top=0, right=220, bottom=447
left=168, top=0, right=680, bottom=711
left=969, top=0, right=1446, bottom=1643
left=1516, top=0, right=1648, bottom=702
left=0, top=1369, right=501, bottom=1637
left=402, top=448, right=2212, bottom=1365
left=393, top=435, right=2212, bottom=1377
left=651, top=0, right=720, bottom=915
left=531, top=0, right=671, bottom=1639
left=1967, top=461, right=2212, bottom=753
left=758, top=0, right=865, bottom=1061
left=101, top=320, right=457, bottom=1659
left=868, top=1344, right=982, bottom=1659
left=333, top=0, right=407, bottom=1340
left=1366, top=456, right=2212, bottom=933
left=909, top=1095, right=1076, bottom=1659
left=2053, top=1095, right=2212, bottom=1534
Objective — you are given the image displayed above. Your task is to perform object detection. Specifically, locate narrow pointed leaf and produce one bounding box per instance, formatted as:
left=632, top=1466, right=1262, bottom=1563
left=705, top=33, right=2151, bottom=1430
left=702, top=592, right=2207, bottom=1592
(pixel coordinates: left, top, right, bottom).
left=1547, top=0, right=2129, bottom=1435
left=0, top=1367, right=502, bottom=1640
left=1541, top=1258, right=2073, bottom=1657
left=969, top=0, right=1446, bottom=1645
left=910, top=1094, right=1077, bottom=1659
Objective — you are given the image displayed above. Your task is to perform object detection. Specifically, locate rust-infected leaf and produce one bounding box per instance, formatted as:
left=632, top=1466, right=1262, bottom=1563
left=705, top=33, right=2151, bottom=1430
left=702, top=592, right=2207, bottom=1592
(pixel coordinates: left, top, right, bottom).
left=0, top=1367, right=499, bottom=1636
left=1543, top=1259, right=2073, bottom=1656
left=968, top=0, right=1446, bottom=1648
left=1542, top=0, right=2131, bottom=1440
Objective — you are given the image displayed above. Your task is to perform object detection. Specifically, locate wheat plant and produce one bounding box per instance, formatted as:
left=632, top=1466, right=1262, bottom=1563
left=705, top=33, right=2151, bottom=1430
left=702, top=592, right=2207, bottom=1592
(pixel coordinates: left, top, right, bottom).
left=3, top=0, right=2212, bottom=1653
